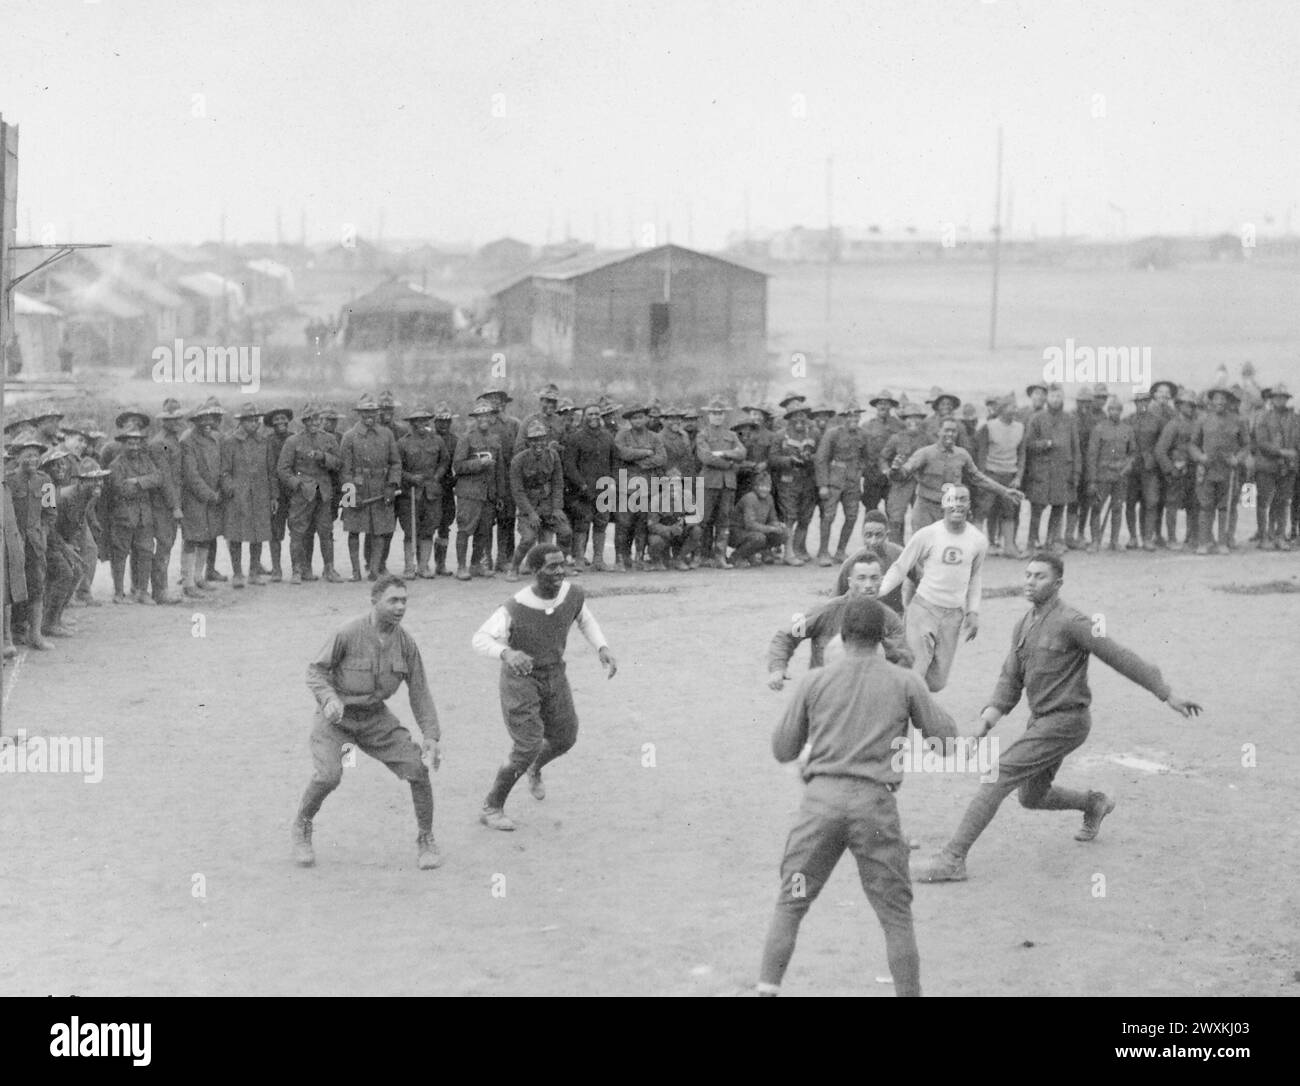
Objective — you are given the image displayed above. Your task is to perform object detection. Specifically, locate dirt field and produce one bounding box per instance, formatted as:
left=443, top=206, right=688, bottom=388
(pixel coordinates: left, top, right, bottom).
left=2, top=525, right=1297, bottom=997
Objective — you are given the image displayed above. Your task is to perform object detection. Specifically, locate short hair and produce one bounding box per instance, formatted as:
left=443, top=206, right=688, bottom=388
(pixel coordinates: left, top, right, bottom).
left=371, top=573, right=406, bottom=602
left=524, top=542, right=564, bottom=572
left=849, top=554, right=882, bottom=572
left=840, top=596, right=887, bottom=647
left=1027, top=550, right=1064, bottom=578
left=862, top=510, right=887, bottom=527
left=751, top=471, right=772, bottom=487
left=939, top=417, right=960, bottom=429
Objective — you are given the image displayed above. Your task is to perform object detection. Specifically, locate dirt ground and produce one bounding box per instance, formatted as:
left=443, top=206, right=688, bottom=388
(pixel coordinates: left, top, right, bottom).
left=2, top=527, right=1297, bottom=997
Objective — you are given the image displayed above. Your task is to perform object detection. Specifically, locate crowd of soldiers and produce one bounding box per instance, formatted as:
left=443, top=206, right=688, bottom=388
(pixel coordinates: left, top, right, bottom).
left=3, top=364, right=1297, bottom=657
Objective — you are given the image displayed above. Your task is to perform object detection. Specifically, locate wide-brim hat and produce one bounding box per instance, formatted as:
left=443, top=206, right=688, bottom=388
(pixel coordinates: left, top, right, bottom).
left=1205, top=386, right=1237, bottom=403
left=189, top=396, right=225, bottom=420
left=468, top=402, right=497, bottom=416
left=3, top=409, right=37, bottom=434
left=538, top=384, right=560, bottom=401
left=777, top=391, right=807, bottom=409
left=622, top=404, right=650, bottom=419
left=1132, top=389, right=1152, bottom=401
left=557, top=397, right=576, bottom=414
left=868, top=389, right=899, bottom=408
left=1025, top=382, right=1048, bottom=397
left=899, top=403, right=928, bottom=418
left=77, top=457, right=111, bottom=479
left=1174, top=388, right=1199, bottom=405
left=703, top=397, right=730, bottom=413
left=1149, top=380, right=1178, bottom=398
left=405, top=405, right=436, bottom=421
left=524, top=419, right=550, bottom=438
left=480, top=386, right=513, bottom=403
left=1092, top=382, right=1111, bottom=400
left=116, top=406, right=152, bottom=428
left=432, top=401, right=456, bottom=419
left=377, top=391, right=400, bottom=408
left=926, top=389, right=961, bottom=411
left=731, top=419, right=758, bottom=432
left=234, top=402, right=264, bottom=419
left=354, top=395, right=380, bottom=412
left=158, top=404, right=188, bottom=420
left=1263, top=383, right=1293, bottom=400
left=7, top=430, right=49, bottom=452
left=740, top=403, right=767, bottom=415
left=39, top=446, right=71, bottom=467
left=839, top=400, right=863, bottom=415
left=263, top=405, right=294, bottom=425
left=116, top=426, right=148, bottom=440
left=984, top=393, right=1003, bottom=406
left=600, top=402, right=623, bottom=417
left=299, top=402, right=322, bottom=420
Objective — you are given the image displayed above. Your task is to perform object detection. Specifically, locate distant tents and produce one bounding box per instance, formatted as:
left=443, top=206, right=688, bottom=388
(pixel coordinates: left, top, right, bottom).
left=339, top=279, right=457, bottom=349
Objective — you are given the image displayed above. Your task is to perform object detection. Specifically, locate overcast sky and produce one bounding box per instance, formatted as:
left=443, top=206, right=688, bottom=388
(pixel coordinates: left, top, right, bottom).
left=3, top=0, right=1297, bottom=249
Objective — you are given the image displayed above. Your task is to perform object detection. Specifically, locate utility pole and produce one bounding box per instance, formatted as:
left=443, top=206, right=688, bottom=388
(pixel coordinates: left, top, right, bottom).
left=988, top=127, right=1003, bottom=352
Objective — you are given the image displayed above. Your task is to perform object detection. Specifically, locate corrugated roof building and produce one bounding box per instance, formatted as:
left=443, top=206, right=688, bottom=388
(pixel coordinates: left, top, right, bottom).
left=489, top=244, right=767, bottom=370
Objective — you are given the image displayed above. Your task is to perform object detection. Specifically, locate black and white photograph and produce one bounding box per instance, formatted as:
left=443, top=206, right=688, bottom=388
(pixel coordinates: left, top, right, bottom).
left=0, top=0, right=1295, bottom=1033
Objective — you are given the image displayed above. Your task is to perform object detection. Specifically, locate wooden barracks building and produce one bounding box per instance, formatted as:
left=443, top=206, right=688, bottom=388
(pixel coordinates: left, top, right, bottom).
left=489, top=244, right=767, bottom=369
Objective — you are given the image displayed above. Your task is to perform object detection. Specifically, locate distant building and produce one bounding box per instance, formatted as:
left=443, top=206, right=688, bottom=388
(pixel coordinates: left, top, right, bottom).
left=6, top=292, right=67, bottom=380
left=339, top=279, right=456, bottom=350
left=478, top=236, right=533, bottom=270
left=490, top=243, right=767, bottom=370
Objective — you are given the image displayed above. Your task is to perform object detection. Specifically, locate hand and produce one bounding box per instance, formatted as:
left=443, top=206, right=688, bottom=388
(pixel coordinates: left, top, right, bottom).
left=1005, top=487, right=1024, bottom=504
left=817, top=486, right=829, bottom=500
left=962, top=611, right=979, bottom=642
left=598, top=646, right=617, bottom=679
left=767, top=670, right=787, bottom=692
left=1010, top=476, right=1022, bottom=490
left=1165, top=694, right=1203, bottom=718
left=526, top=514, right=541, bottom=532
left=173, top=508, right=184, bottom=521
left=422, top=738, right=442, bottom=771
left=322, top=698, right=344, bottom=725
left=503, top=648, right=534, bottom=677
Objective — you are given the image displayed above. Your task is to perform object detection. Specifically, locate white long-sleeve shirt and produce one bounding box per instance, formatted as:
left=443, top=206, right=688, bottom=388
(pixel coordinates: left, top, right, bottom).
left=878, top=520, right=986, bottom=613
left=471, top=581, right=609, bottom=660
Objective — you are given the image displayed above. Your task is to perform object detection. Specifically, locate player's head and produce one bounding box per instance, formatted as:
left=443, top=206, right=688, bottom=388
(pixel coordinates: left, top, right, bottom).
left=751, top=471, right=772, bottom=499
left=941, top=484, right=970, bottom=526
left=846, top=555, right=882, bottom=599
left=861, top=510, right=888, bottom=548
left=938, top=418, right=960, bottom=449
left=1023, top=550, right=1063, bottom=605
left=840, top=595, right=887, bottom=650
left=371, top=574, right=408, bottom=624
left=525, top=543, right=567, bottom=595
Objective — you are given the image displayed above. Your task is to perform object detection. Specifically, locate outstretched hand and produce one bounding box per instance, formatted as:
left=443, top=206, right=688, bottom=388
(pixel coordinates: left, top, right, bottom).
left=1166, top=694, right=1202, bottom=718
left=598, top=646, right=618, bottom=679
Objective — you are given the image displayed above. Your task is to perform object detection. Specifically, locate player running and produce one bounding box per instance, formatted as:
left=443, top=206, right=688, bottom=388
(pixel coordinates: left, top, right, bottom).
left=474, top=542, right=618, bottom=830
left=918, top=551, right=1201, bottom=883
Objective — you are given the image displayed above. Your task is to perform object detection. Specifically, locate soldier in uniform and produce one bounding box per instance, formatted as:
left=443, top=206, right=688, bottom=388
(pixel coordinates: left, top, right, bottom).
left=292, top=574, right=443, bottom=871
left=1253, top=383, right=1299, bottom=549
left=1155, top=388, right=1200, bottom=550
left=861, top=390, right=902, bottom=520
left=376, top=390, right=411, bottom=441
left=262, top=405, right=295, bottom=581
left=3, top=454, right=29, bottom=658
left=695, top=397, right=748, bottom=569
left=179, top=400, right=226, bottom=595
left=220, top=402, right=276, bottom=588
left=35, top=446, right=83, bottom=637
left=729, top=418, right=764, bottom=499
left=59, top=419, right=104, bottom=607
left=479, top=387, right=521, bottom=573
left=814, top=399, right=867, bottom=565
left=430, top=403, right=458, bottom=575
left=729, top=471, right=787, bottom=567
left=880, top=402, right=929, bottom=543
left=396, top=405, right=450, bottom=578
left=893, top=418, right=1021, bottom=536
left=660, top=405, right=697, bottom=478
left=769, top=402, right=820, bottom=565
left=645, top=467, right=704, bottom=570
left=55, top=458, right=110, bottom=625
left=340, top=395, right=402, bottom=581
left=509, top=418, right=573, bottom=581
left=108, top=426, right=161, bottom=605
left=1085, top=396, right=1135, bottom=552
left=1020, top=383, right=1081, bottom=553
left=452, top=402, right=505, bottom=580
left=613, top=405, right=667, bottom=572
left=562, top=403, right=616, bottom=570
left=1065, top=385, right=1103, bottom=549
left=7, top=433, right=58, bottom=649
left=1126, top=390, right=1161, bottom=550
left=514, top=383, right=566, bottom=452
left=1189, top=387, right=1250, bottom=554
left=276, top=402, right=344, bottom=585
left=922, top=389, right=972, bottom=452
left=147, top=401, right=186, bottom=604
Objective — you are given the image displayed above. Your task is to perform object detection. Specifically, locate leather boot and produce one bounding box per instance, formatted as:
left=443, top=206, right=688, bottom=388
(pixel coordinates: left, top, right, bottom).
left=25, top=601, right=52, bottom=650
left=270, top=541, right=283, bottom=582
left=433, top=538, right=449, bottom=576
left=417, top=539, right=434, bottom=578
left=714, top=529, right=734, bottom=569
left=347, top=535, right=362, bottom=581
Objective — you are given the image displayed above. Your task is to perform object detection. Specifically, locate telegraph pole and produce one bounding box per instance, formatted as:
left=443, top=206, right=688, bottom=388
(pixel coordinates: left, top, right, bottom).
left=989, top=127, right=1003, bottom=352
